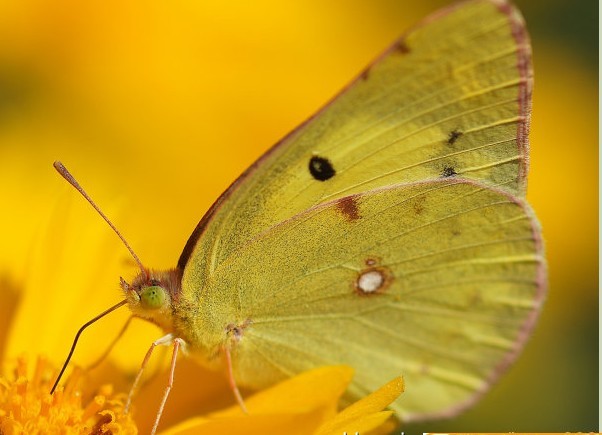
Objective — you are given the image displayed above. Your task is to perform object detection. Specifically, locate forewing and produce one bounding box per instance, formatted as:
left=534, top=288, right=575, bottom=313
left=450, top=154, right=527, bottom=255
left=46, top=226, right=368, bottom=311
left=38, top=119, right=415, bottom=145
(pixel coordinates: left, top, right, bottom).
left=201, top=179, right=545, bottom=421
left=180, top=0, right=532, bottom=282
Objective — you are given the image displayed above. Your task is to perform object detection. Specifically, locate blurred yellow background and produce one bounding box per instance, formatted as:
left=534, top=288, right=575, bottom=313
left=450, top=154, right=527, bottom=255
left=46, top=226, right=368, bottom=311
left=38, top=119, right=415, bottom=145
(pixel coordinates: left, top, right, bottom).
left=0, top=0, right=597, bottom=433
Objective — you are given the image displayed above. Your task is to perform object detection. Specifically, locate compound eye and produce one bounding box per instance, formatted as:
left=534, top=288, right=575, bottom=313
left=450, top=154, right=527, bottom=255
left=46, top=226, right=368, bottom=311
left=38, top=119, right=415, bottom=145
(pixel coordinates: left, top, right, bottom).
left=139, top=285, right=166, bottom=309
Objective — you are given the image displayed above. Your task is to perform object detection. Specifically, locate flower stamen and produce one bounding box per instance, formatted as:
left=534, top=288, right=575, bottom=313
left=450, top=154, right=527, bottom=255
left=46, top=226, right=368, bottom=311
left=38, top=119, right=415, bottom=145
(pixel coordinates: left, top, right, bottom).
left=0, top=355, right=137, bottom=434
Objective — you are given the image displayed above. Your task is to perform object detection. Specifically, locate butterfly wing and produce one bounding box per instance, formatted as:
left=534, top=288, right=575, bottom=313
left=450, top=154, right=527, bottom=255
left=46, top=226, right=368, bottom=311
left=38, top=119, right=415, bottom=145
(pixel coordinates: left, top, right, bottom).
left=179, top=0, right=532, bottom=281
left=176, top=0, right=542, bottom=422
left=192, top=179, right=545, bottom=421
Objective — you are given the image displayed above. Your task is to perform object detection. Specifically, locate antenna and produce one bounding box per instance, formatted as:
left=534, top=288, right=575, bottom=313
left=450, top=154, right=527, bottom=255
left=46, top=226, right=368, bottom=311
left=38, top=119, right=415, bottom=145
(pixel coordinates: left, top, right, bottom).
left=50, top=299, right=128, bottom=394
left=53, top=161, right=146, bottom=275
left=50, top=161, right=145, bottom=394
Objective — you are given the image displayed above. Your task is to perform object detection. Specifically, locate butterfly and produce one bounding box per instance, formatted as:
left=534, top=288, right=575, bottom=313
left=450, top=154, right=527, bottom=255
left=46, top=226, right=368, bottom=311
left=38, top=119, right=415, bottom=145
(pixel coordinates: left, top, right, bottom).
left=53, top=0, right=546, bottom=432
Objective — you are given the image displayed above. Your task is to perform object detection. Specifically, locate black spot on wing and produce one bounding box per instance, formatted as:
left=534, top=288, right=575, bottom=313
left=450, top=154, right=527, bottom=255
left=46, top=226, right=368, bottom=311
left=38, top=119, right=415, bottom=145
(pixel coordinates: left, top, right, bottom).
left=309, top=156, right=336, bottom=181
left=441, top=166, right=458, bottom=178
left=447, top=129, right=463, bottom=145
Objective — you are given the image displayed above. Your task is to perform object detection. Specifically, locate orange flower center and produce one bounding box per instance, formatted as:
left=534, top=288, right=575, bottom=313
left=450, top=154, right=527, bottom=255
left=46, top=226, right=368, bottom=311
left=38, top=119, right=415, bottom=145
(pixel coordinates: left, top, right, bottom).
left=0, top=355, right=137, bottom=434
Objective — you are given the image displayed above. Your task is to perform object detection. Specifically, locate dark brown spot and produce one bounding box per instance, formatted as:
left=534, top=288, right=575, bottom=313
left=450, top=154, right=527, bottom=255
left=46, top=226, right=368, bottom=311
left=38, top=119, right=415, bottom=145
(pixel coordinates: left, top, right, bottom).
left=309, top=155, right=335, bottom=181
left=360, top=68, right=371, bottom=81
left=412, top=195, right=426, bottom=215
left=395, top=39, right=410, bottom=54
left=447, top=129, right=463, bottom=145
left=336, top=196, right=360, bottom=221
left=441, top=166, right=457, bottom=178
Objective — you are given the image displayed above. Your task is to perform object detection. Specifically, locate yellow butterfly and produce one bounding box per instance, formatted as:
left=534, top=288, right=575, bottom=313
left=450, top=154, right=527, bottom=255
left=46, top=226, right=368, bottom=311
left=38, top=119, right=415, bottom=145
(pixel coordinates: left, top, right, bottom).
left=54, top=0, right=546, bottom=432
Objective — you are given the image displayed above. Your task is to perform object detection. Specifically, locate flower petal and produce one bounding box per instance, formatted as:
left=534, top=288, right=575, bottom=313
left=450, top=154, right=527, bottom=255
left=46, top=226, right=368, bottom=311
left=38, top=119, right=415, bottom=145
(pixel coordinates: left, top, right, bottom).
left=161, top=410, right=326, bottom=435
left=159, top=366, right=354, bottom=434
left=216, top=365, right=354, bottom=416
left=315, top=376, right=404, bottom=435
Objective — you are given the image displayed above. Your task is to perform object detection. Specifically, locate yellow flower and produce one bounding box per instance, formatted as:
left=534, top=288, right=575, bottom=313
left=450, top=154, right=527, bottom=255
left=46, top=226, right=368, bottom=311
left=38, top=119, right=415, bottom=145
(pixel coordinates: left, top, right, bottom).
left=0, top=356, right=136, bottom=434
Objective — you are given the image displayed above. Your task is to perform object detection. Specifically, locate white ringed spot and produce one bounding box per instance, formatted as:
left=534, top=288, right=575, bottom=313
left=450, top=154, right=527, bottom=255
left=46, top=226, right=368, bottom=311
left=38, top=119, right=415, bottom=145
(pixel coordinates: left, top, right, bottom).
left=354, top=265, right=393, bottom=295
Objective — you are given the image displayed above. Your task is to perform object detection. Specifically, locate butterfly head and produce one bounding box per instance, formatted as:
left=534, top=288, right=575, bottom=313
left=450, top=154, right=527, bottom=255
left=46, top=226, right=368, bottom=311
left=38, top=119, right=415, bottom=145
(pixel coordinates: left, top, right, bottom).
left=121, top=268, right=182, bottom=331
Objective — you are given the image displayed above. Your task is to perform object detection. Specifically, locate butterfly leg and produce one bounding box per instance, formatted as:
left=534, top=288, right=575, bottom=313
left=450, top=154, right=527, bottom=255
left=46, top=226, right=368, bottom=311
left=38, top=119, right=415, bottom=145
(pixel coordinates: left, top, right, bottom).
left=151, top=336, right=184, bottom=435
left=224, top=345, right=248, bottom=414
left=125, top=333, right=174, bottom=414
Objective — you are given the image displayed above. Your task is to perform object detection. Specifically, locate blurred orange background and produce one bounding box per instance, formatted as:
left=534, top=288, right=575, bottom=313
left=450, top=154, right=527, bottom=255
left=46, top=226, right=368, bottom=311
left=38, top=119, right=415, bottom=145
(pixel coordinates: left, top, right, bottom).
left=0, top=0, right=597, bottom=432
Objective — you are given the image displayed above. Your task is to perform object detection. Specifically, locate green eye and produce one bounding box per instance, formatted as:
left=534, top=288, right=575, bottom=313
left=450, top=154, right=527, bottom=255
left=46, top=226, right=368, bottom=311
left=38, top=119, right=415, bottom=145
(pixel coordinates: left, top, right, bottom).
left=140, top=285, right=166, bottom=309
